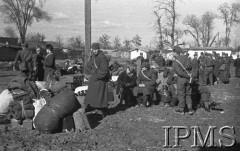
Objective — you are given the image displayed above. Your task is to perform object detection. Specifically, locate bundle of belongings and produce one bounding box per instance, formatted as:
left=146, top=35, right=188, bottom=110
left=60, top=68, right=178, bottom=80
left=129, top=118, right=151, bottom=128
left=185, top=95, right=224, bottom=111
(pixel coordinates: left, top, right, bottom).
left=0, top=73, right=91, bottom=133
left=6, top=76, right=39, bottom=123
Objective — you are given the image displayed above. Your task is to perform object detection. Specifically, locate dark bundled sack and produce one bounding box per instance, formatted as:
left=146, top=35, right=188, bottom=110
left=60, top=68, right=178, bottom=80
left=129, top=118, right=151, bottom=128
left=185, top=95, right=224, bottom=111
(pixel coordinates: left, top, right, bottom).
left=7, top=97, right=34, bottom=120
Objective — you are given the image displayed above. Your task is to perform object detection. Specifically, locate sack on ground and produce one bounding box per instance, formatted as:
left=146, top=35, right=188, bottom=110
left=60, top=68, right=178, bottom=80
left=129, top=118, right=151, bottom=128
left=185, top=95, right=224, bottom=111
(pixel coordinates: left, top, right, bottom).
left=0, top=90, right=14, bottom=114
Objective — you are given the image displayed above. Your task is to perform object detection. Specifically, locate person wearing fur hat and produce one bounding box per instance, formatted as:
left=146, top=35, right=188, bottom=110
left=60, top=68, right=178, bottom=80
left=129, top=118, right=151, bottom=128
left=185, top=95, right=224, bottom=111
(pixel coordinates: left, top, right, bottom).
left=133, top=62, right=158, bottom=107
left=84, top=42, right=110, bottom=116
left=13, top=43, right=36, bottom=79
left=172, top=46, right=194, bottom=115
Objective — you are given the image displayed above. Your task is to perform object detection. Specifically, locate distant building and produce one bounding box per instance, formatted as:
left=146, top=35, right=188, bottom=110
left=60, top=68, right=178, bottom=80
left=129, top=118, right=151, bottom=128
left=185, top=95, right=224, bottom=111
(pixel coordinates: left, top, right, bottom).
left=130, top=48, right=147, bottom=60
left=0, top=37, right=21, bottom=61
left=0, top=44, right=21, bottom=61
left=0, top=37, right=18, bottom=45
left=186, top=47, right=233, bottom=58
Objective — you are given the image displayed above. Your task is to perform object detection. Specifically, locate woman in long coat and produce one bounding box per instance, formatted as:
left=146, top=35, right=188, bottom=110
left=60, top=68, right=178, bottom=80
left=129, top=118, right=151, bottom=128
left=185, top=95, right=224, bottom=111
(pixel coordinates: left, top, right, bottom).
left=84, top=43, right=110, bottom=109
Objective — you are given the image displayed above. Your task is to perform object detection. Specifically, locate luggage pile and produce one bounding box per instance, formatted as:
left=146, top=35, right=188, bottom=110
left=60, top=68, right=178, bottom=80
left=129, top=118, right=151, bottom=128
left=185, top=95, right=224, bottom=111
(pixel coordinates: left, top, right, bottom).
left=0, top=74, right=91, bottom=134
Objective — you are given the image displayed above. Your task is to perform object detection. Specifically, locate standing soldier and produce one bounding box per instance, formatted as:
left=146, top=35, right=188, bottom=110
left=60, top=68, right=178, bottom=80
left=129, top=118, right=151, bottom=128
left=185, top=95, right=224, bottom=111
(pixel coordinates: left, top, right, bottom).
left=44, top=44, right=56, bottom=81
left=192, top=53, right=199, bottom=81
left=234, top=55, right=240, bottom=78
left=203, top=53, right=214, bottom=85
left=213, top=53, right=221, bottom=84
left=173, top=46, right=193, bottom=115
left=33, top=46, right=44, bottom=81
left=225, top=53, right=231, bottom=81
left=198, top=52, right=205, bottom=84
left=13, top=43, right=36, bottom=79
left=84, top=43, right=110, bottom=116
left=219, top=53, right=229, bottom=84
left=155, top=53, right=166, bottom=69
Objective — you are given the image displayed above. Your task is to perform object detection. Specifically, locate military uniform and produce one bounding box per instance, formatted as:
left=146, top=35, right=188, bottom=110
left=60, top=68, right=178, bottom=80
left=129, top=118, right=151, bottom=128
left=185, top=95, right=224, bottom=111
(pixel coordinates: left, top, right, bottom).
left=133, top=62, right=158, bottom=107
left=198, top=53, right=206, bottom=83
left=33, top=53, right=44, bottom=81
left=203, top=54, right=214, bottom=85
left=219, top=55, right=230, bottom=84
left=234, top=57, right=240, bottom=78
left=14, top=46, right=36, bottom=79
left=213, top=55, right=221, bottom=84
left=155, top=55, right=166, bottom=69
left=44, top=53, right=56, bottom=81
left=84, top=50, right=110, bottom=109
left=164, top=67, right=178, bottom=107
left=191, top=56, right=199, bottom=80
left=173, top=46, right=193, bottom=114
left=117, top=70, right=137, bottom=106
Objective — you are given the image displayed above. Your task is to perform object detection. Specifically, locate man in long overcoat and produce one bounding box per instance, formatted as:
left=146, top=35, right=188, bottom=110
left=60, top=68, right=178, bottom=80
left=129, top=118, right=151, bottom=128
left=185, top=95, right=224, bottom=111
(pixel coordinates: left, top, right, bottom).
left=84, top=43, right=110, bottom=111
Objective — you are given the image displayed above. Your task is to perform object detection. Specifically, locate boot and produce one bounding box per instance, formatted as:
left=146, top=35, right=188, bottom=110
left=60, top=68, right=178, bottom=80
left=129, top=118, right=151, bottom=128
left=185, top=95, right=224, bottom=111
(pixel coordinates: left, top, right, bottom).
left=187, top=104, right=194, bottom=115
left=204, top=102, right=210, bottom=112
left=170, top=98, right=178, bottom=107
left=136, top=96, right=143, bottom=107
left=143, top=95, right=149, bottom=107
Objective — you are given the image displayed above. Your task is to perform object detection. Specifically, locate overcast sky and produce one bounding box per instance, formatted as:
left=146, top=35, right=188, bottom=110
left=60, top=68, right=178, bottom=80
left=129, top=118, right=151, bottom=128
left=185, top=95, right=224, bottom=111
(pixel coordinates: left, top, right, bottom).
left=0, top=0, right=239, bottom=47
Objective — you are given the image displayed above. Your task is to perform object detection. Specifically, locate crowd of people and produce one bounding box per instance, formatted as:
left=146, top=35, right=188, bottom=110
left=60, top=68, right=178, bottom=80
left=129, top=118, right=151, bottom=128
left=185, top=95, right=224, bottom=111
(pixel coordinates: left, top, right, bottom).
left=84, top=43, right=239, bottom=116
left=13, top=42, right=240, bottom=117
left=13, top=43, right=56, bottom=82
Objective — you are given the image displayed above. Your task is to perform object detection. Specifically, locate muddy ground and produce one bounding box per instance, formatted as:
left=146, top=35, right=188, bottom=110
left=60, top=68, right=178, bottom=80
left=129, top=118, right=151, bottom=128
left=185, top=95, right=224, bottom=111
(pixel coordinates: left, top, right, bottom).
left=0, top=68, right=240, bottom=151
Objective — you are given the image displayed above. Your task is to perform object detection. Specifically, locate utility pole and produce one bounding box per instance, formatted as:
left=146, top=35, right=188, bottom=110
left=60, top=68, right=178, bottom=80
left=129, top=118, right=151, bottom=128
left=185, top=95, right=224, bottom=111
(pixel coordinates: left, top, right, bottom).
left=84, top=0, right=91, bottom=69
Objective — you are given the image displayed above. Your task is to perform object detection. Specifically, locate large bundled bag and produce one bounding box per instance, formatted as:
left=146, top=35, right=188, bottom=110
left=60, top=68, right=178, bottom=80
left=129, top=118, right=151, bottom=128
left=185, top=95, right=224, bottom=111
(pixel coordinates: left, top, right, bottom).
left=0, top=90, right=14, bottom=114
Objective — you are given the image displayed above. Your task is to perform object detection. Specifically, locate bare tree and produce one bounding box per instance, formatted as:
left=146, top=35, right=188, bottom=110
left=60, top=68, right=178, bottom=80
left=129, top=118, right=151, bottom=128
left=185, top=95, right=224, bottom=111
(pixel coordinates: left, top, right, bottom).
left=200, top=11, right=217, bottom=47
left=183, top=11, right=218, bottom=47
left=4, top=26, right=17, bottom=38
left=55, top=35, right=64, bottom=48
left=0, top=0, right=51, bottom=44
left=26, top=32, right=46, bottom=42
left=113, top=36, right=121, bottom=49
left=154, top=0, right=180, bottom=47
left=123, top=39, right=132, bottom=49
left=132, top=34, right=142, bottom=47
left=98, top=33, right=111, bottom=49
left=218, top=2, right=240, bottom=47
left=67, top=36, right=85, bottom=50
left=153, top=10, right=164, bottom=50
left=183, top=14, right=201, bottom=47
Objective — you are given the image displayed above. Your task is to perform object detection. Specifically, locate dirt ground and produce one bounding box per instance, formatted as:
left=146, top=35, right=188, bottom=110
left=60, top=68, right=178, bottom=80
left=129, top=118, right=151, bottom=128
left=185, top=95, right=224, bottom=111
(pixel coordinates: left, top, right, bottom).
left=0, top=68, right=240, bottom=151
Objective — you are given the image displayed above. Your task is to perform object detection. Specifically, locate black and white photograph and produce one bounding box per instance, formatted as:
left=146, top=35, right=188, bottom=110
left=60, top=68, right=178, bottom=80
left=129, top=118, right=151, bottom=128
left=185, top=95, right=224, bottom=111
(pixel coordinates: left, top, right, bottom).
left=0, top=0, right=240, bottom=150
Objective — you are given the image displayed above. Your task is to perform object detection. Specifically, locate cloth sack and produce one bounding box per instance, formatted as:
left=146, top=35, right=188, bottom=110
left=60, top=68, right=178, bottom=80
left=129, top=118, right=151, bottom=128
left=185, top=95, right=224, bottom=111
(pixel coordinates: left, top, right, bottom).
left=0, top=90, right=14, bottom=114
